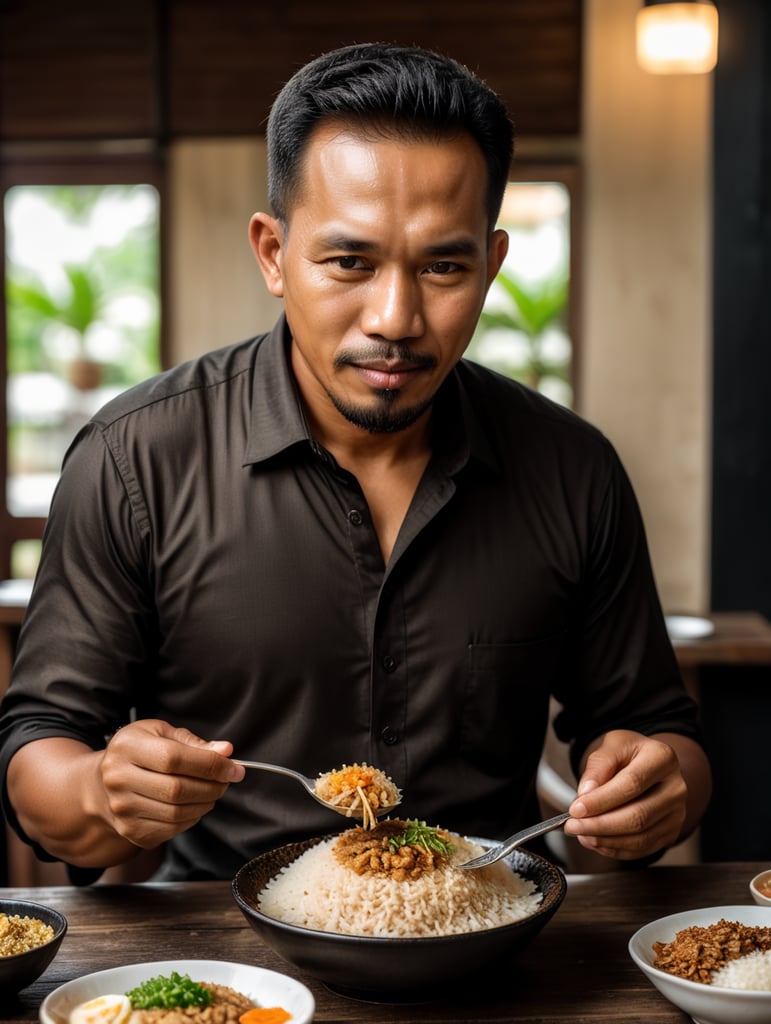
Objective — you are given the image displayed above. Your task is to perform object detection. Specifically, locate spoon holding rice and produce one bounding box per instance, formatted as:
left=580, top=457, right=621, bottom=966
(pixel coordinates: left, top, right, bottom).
left=233, top=759, right=402, bottom=828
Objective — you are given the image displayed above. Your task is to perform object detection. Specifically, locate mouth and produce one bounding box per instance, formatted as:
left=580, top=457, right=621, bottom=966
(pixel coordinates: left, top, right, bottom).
left=336, top=345, right=437, bottom=392
left=353, top=362, right=424, bottom=390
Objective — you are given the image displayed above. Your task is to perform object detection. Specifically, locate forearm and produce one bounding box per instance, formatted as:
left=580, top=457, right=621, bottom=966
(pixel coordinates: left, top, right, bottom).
left=7, top=737, right=141, bottom=868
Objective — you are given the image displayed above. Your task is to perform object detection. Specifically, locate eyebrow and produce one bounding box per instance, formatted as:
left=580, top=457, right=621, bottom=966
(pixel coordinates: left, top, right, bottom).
left=319, top=234, right=484, bottom=259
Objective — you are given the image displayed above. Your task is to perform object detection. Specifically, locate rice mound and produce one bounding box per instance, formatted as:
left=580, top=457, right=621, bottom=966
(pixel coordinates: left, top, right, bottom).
left=712, top=949, right=771, bottom=991
left=257, top=833, right=542, bottom=937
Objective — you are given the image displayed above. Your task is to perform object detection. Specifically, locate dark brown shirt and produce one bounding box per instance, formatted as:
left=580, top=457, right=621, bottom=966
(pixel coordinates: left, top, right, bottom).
left=0, top=316, right=701, bottom=880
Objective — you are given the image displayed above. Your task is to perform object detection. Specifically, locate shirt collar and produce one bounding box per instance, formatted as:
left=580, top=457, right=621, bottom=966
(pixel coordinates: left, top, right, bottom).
left=433, top=363, right=500, bottom=477
left=243, top=315, right=309, bottom=466
left=243, top=314, right=500, bottom=476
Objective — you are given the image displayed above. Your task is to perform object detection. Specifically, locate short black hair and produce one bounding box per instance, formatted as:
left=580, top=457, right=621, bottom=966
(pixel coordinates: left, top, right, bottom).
left=267, top=42, right=515, bottom=232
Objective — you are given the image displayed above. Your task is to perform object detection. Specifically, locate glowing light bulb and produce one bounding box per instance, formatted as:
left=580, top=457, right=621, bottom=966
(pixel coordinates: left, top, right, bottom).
left=636, top=2, right=718, bottom=74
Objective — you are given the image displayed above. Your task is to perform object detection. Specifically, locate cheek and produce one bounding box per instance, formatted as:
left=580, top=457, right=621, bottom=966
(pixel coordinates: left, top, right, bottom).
left=287, top=283, right=373, bottom=348
left=282, top=283, right=363, bottom=364
left=429, top=287, right=486, bottom=334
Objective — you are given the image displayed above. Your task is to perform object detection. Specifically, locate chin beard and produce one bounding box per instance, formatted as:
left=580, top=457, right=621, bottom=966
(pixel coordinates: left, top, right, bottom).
left=329, top=388, right=434, bottom=434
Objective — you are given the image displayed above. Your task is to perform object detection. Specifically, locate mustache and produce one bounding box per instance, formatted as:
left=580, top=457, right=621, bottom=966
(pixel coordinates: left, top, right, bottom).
left=334, top=343, right=437, bottom=370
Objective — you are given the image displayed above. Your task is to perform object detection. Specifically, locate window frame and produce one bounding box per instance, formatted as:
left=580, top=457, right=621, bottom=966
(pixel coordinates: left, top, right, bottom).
left=0, top=149, right=167, bottom=578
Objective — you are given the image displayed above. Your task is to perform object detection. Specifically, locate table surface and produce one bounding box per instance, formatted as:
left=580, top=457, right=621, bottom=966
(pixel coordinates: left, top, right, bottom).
left=669, top=611, right=771, bottom=667
left=5, top=861, right=770, bottom=1023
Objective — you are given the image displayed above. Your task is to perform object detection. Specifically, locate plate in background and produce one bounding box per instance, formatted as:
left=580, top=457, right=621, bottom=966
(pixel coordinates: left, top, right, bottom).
left=665, top=615, right=715, bottom=640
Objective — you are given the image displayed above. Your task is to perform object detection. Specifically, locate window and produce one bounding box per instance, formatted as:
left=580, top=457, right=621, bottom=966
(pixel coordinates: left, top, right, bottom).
left=467, top=167, right=578, bottom=409
left=1, top=161, right=164, bottom=578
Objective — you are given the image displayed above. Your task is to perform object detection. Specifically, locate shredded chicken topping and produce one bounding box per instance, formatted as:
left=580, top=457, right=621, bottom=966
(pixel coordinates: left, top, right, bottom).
left=653, top=919, right=771, bottom=984
left=333, top=820, right=453, bottom=881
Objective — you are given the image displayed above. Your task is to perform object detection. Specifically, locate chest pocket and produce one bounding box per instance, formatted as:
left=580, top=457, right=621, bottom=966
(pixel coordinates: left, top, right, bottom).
left=461, top=635, right=567, bottom=776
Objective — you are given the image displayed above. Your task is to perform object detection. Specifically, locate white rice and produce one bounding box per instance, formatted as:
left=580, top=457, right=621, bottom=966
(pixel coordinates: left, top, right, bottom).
left=258, top=834, right=542, bottom=938
left=712, top=949, right=771, bottom=991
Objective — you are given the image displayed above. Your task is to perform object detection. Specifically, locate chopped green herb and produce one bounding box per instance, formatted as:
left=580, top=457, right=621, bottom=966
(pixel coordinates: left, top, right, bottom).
left=388, top=819, right=456, bottom=856
left=126, top=971, right=212, bottom=1009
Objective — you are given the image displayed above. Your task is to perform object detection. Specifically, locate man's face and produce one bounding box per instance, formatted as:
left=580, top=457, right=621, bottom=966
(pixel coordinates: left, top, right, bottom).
left=251, top=123, right=508, bottom=436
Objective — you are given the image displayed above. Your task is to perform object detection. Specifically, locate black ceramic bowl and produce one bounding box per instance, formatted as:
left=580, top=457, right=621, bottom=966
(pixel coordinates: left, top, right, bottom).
left=0, top=899, right=68, bottom=996
left=232, top=834, right=566, bottom=1001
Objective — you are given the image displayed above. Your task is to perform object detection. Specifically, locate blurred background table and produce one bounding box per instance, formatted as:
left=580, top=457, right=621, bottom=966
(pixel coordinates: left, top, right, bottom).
left=670, top=610, right=771, bottom=688
left=670, top=611, right=771, bottom=863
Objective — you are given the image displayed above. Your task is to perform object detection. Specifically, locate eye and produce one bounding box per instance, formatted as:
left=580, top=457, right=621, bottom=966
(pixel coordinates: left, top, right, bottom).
left=425, top=261, right=461, bottom=276
left=332, top=255, right=368, bottom=271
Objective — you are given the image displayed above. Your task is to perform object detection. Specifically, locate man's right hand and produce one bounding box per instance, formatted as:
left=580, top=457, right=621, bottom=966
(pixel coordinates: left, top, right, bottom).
left=97, top=719, right=245, bottom=849
left=7, top=720, right=245, bottom=868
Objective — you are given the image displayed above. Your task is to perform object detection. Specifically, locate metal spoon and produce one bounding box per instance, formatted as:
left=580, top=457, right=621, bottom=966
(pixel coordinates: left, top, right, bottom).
left=232, top=759, right=402, bottom=819
left=454, top=811, right=571, bottom=870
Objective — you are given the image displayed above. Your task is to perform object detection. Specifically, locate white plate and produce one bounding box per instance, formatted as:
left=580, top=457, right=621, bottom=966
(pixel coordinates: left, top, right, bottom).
left=665, top=615, right=715, bottom=640
left=39, top=959, right=314, bottom=1024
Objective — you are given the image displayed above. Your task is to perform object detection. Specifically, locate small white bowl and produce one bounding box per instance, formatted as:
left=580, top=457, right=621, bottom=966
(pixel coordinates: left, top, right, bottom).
left=750, top=870, right=771, bottom=907
left=629, top=906, right=771, bottom=1024
left=39, top=959, right=314, bottom=1024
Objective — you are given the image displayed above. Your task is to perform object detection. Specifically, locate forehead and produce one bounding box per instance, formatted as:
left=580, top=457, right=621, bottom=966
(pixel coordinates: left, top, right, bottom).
left=289, top=121, right=489, bottom=226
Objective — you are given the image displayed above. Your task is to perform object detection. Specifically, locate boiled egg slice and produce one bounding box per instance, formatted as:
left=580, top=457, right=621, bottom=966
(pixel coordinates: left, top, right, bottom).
left=69, top=994, right=132, bottom=1024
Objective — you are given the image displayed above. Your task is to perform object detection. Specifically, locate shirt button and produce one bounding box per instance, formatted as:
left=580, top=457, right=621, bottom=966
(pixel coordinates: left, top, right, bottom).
left=348, top=509, right=363, bottom=526
left=381, top=655, right=397, bottom=673
left=381, top=726, right=399, bottom=745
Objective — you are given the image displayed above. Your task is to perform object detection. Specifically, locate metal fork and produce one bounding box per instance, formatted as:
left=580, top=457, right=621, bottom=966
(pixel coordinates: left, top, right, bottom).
left=454, top=811, right=571, bottom=870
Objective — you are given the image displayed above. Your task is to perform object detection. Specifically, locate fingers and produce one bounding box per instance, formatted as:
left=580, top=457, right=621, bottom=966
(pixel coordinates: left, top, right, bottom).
left=98, top=719, right=244, bottom=849
left=563, top=730, right=688, bottom=861
left=567, top=789, right=685, bottom=859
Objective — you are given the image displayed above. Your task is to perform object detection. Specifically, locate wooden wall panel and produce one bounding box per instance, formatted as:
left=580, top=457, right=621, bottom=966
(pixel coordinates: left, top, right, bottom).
left=0, top=0, right=581, bottom=143
left=168, top=0, right=582, bottom=137
left=0, top=0, right=160, bottom=141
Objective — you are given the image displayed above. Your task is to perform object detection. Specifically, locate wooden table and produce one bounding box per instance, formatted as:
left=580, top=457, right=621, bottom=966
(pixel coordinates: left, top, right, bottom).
left=4, top=862, right=768, bottom=1023
left=670, top=610, right=771, bottom=676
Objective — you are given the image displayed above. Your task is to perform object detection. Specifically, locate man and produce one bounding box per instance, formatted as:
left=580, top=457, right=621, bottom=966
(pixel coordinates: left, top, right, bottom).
left=0, top=43, right=710, bottom=882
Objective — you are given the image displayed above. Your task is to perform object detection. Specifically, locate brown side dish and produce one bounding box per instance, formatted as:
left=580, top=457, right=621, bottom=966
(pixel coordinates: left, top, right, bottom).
left=0, top=912, right=54, bottom=957
left=653, top=919, right=771, bottom=984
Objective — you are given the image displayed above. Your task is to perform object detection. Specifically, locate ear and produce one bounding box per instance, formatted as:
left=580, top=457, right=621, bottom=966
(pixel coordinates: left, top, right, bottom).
left=249, top=212, right=285, bottom=298
left=485, top=228, right=509, bottom=288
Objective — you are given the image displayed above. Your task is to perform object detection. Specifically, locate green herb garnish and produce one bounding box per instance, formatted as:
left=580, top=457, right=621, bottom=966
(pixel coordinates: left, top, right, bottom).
left=126, top=971, right=212, bottom=1009
left=387, top=819, right=456, bottom=856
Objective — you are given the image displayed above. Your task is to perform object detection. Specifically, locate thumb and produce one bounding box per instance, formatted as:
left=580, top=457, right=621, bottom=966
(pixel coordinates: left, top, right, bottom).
left=169, top=727, right=234, bottom=758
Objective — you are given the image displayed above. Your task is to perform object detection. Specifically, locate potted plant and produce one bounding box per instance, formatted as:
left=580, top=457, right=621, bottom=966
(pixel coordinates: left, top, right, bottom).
left=8, top=263, right=106, bottom=390
left=469, top=264, right=571, bottom=401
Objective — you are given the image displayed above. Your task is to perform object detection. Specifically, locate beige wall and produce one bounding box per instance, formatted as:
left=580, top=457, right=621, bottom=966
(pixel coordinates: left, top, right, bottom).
left=168, top=138, right=283, bottom=365
left=168, top=0, right=713, bottom=614
left=581, top=0, right=712, bottom=613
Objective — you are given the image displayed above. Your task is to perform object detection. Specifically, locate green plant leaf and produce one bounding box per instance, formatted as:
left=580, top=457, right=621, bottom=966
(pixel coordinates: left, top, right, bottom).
left=491, top=267, right=568, bottom=338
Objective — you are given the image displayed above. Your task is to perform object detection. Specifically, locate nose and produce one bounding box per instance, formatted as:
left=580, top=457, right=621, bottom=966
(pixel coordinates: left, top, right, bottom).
left=361, top=268, right=425, bottom=340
